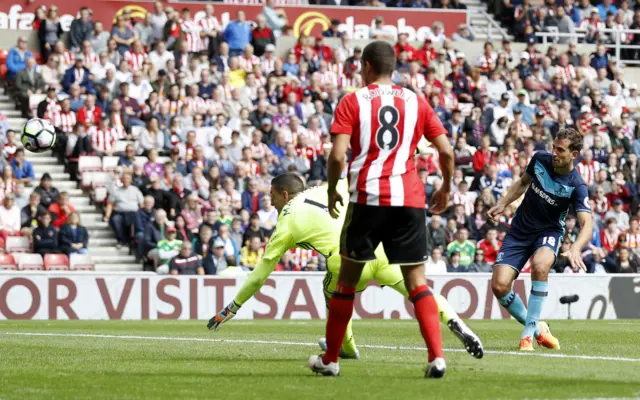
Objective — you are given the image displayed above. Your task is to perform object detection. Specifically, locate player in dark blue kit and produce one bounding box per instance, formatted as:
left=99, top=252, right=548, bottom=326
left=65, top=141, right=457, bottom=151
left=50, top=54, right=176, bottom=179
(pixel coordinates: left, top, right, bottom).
left=487, top=129, right=593, bottom=351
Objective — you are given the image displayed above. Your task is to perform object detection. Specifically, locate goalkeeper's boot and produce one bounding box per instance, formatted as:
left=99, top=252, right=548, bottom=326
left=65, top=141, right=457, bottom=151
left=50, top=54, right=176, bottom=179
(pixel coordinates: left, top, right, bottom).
left=447, top=319, right=484, bottom=359
left=318, top=338, right=360, bottom=360
left=519, top=336, right=534, bottom=352
left=425, top=357, right=446, bottom=379
left=308, top=355, right=340, bottom=376
left=536, top=321, right=560, bottom=350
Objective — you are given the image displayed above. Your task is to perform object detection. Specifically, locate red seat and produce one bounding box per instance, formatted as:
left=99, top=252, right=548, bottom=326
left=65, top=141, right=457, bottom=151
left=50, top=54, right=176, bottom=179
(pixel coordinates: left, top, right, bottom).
left=18, top=254, right=44, bottom=271
left=0, top=254, right=17, bottom=270
left=44, top=254, right=70, bottom=271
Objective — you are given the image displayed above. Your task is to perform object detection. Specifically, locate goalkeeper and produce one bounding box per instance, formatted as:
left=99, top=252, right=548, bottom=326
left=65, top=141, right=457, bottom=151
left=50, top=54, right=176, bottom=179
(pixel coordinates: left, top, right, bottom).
left=208, top=173, right=483, bottom=359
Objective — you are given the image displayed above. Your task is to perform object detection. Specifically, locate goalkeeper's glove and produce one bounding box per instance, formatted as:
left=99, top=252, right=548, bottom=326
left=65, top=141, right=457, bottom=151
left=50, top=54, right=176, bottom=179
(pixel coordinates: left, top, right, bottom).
left=207, top=301, right=241, bottom=331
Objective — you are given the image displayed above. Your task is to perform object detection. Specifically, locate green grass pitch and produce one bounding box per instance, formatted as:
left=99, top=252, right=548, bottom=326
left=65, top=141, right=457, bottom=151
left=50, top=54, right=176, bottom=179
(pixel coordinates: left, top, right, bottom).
left=0, top=320, right=639, bottom=399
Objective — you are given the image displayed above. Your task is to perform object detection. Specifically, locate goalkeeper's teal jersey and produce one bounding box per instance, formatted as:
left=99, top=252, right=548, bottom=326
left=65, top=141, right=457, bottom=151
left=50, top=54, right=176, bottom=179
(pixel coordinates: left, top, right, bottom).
left=234, top=180, right=349, bottom=305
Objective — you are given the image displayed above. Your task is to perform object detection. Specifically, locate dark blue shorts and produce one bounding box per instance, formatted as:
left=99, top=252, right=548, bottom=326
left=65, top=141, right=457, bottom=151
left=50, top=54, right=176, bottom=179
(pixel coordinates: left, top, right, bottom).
left=494, top=229, right=563, bottom=274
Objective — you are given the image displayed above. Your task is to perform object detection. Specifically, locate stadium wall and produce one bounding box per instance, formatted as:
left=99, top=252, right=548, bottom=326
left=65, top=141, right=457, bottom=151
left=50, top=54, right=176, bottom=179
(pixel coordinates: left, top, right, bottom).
left=0, top=273, right=638, bottom=320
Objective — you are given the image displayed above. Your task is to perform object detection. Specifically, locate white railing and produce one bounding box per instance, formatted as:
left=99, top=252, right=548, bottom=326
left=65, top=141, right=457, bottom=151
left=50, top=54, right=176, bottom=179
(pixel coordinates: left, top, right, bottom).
left=470, top=9, right=511, bottom=40
left=536, top=28, right=640, bottom=66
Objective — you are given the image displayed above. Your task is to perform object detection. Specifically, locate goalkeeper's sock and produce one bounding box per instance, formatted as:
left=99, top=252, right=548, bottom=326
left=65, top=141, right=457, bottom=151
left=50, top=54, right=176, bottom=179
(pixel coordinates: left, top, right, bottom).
left=322, top=283, right=356, bottom=365
left=411, top=285, right=443, bottom=362
left=522, top=281, right=548, bottom=339
left=434, top=293, right=457, bottom=325
left=341, top=318, right=358, bottom=356
left=498, top=290, right=527, bottom=325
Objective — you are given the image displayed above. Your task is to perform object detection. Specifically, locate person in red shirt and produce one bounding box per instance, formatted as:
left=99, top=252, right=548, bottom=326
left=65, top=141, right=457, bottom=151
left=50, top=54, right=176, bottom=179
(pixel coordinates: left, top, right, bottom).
left=48, top=191, right=76, bottom=229
left=476, top=227, right=502, bottom=264
left=394, top=33, right=416, bottom=60
left=314, top=36, right=333, bottom=62
left=76, top=93, right=102, bottom=128
left=600, top=217, right=621, bottom=253
left=473, top=135, right=493, bottom=175
left=415, top=38, right=437, bottom=68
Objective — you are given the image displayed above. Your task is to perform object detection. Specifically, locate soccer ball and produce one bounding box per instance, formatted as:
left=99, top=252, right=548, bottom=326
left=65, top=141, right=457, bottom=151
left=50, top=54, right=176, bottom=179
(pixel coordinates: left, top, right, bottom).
left=21, top=118, right=57, bottom=153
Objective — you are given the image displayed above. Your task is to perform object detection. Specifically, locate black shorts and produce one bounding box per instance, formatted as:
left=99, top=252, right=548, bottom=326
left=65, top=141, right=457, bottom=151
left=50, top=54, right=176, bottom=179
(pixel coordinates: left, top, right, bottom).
left=340, top=203, right=428, bottom=265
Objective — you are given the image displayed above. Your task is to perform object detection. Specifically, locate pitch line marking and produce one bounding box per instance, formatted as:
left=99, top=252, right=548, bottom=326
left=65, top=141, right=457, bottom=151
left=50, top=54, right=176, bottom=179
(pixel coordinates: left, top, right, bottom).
left=1, top=332, right=639, bottom=363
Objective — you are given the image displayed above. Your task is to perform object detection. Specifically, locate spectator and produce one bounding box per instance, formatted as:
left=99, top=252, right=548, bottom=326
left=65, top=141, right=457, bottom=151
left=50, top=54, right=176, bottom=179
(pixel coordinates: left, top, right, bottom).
left=10, top=149, right=35, bottom=185
left=240, top=236, right=264, bottom=270
left=425, top=247, right=447, bottom=274
left=447, top=251, right=468, bottom=272
left=224, top=11, right=253, bottom=57
left=33, top=173, right=59, bottom=209
left=257, top=195, right=278, bottom=231
left=218, top=224, right=240, bottom=265
left=59, top=212, right=89, bottom=255
left=144, top=208, right=168, bottom=264
left=211, top=238, right=229, bottom=274
left=40, top=58, right=63, bottom=92
left=613, top=246, right=640, bottom=273
left=32, top=212, right=59, bottom=256
left=605, top=199, right=630, bottom=231
left=38, top=6, right=63, bottom=61
left=452, top=24, right=475, bottom=42
left=261, top=0, right=287, bottom=37
left=193, top=224, right=215, bottom=274
left=468, top=249, right=492, bottom=272
left=243, top=213, right=267, bottom=246
left=446, top=228, right=476, bottom=267
left=111, top=15, right=137, bottom=55
left=476, top=228, right=502, bottom=264
left=169, top=239, right=204, bottom=275
left=21, top=191, right=47, bottom=235
left=323, top=19, right=343, bottom=38
left=62, top=55, right=95, bottom=95
left=174, top=215, right=193, bottom=243
left=155, top=225, right=183, bottom=273
left=105, top=173, right=144, bottom=248
left=69, top=7, right=93, bottom=52
left=134, top=195, right=156, bottom=258
left=91, top=21, right=111, bottom=54
left=0, top=195, right=22, bottom=244
left=15, top=57, right=45, bottom=118
left=48, top=192, right=76, bottom=229
left=6, top=36, right=33, bottom=82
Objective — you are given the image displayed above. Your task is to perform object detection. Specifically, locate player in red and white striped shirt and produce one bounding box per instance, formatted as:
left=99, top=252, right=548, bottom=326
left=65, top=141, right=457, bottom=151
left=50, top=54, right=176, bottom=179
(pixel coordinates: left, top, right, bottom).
left=313, top=41, right=455, bottom=378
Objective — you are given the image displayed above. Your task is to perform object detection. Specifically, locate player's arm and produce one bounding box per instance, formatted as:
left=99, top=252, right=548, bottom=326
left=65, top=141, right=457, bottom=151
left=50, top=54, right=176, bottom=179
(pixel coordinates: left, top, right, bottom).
left=487, top=173, right=531, bottom=221
left=562, top=184, right=593, bottom=271
left=422, top=98, right=453, bottom=214
left=207, top=221, right=294, bottom=331
left=327, top=94, right=357, bottom=218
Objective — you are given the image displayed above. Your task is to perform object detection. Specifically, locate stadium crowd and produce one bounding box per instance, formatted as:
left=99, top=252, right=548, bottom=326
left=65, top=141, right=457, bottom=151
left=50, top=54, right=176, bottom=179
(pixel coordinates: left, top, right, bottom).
left=0, top=0, right=639, bottom=274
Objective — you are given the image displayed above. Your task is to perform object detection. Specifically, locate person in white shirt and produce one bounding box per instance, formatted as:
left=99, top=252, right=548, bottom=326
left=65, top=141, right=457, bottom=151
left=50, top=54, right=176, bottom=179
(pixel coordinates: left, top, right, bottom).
left=0, top=194, right=22, bottom=242
left=257, top=194, right=278, bottom=231
left=128, top=71, right=153, bottom=104
left=604, top=82, right=627, bottom=121
left=212, top=113, right=233, bottom=145
left=485, top=70, right=508, bottom=103
left=115, top=59, right=132, bottom=84
left=91, top=51, right=116, bottom=81
left=425, top=247, right=447, bottom=274
left=148, top=40, right=175, bottom=73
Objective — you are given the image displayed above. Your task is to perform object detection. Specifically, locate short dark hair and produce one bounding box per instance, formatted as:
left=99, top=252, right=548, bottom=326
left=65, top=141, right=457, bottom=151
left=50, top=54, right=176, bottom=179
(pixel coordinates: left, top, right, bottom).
left=361, top=41, right=396, bottom=76
left=556, top=128, right=583, bottom=152
left=271, top=173, right=305, bottom=196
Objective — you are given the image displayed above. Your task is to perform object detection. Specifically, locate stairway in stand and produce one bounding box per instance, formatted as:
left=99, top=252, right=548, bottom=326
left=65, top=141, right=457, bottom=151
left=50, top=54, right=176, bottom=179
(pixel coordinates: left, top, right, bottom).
left=1, top=87, right=141, bottom=272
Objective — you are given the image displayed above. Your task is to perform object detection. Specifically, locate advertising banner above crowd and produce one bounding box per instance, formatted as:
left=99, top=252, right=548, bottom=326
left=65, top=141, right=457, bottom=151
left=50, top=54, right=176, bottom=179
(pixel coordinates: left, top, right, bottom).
left=0, top=273, right=638, bottom=320
left=0, top=1, right=467, bottom=41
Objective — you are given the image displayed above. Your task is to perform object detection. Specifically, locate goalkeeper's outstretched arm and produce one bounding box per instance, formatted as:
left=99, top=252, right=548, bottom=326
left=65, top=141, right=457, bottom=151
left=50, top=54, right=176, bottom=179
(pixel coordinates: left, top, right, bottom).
left=208, top=225, right=294, bottom=330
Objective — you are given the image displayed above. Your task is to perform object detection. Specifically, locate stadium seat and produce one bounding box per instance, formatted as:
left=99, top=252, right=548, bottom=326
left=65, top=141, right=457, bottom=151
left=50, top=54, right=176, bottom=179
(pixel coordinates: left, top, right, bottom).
left=91, top=172, right=113, bottom=188
left=92, top=186, right=108, bottom=206
left=81, top=171, right=95, bottom=189
left=5, top=236, right=31, bottom=253
left=102, top=156, right=119, bottom=172
left=0, top=254, right=17, bottom=271
left=69, top=254, right=95, bottom=271
left=113, top=140, right=134, bottom=154
left=44, top=254, right=70, bottom=271
left=79, top=156, right=103, bottom=174
left=18, top=254, right=44, bottom=271
left=135, top=156, right=148, bottom=167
